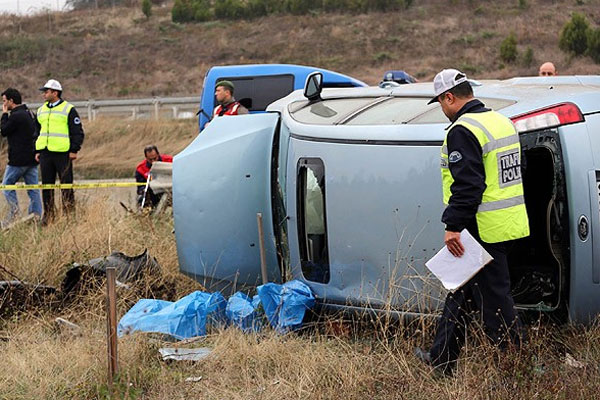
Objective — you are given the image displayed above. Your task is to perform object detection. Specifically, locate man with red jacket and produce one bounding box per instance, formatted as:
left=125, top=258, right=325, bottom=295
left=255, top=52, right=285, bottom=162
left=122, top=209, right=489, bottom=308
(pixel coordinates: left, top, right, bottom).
left=212, top=80, right=248, bottom=119
left=135, top=145, right=172, bottom=208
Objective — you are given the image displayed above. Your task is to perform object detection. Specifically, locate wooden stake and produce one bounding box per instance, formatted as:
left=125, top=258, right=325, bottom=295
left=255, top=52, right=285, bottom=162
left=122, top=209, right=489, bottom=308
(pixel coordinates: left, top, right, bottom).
left=106, top=267, right=118, bottom=385
left=256, top=213, right=268, bottom=285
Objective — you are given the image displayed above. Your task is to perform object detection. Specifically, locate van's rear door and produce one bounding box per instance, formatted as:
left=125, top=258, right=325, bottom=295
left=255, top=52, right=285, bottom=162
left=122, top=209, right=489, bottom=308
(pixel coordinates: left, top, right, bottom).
left=174, top=113, right=281, bottom=292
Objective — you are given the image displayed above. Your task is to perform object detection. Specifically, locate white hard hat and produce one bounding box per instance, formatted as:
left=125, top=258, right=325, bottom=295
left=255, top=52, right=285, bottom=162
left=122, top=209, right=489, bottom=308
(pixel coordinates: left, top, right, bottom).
left=39, top=79, right=63, bottom=92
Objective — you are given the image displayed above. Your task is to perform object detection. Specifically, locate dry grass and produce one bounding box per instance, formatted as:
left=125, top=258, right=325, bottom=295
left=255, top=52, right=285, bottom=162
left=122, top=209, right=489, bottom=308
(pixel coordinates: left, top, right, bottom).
left=0, top=1, right=599, bottom=101
left=0, top=197, right=599, bottom=399
left=75, top=118, right=197, bottom=178
left=0, top=118, right=197, bottom=179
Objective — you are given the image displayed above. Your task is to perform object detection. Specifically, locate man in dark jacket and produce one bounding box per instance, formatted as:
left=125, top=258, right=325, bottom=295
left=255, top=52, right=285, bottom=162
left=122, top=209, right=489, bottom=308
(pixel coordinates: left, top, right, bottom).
left=35, top=79, right=84, bottom=224
left=1, top=88, right=42, bottom=226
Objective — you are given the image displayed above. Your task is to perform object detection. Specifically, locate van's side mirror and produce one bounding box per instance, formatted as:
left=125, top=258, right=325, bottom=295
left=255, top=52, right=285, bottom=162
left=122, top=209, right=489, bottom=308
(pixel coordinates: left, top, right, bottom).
left=304, top=72, right=323, bottom=102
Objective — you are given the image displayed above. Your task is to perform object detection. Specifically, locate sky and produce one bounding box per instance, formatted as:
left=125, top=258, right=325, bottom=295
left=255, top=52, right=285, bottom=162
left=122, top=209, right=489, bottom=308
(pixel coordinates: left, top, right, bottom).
left=0, top=0, right=70, bottom=15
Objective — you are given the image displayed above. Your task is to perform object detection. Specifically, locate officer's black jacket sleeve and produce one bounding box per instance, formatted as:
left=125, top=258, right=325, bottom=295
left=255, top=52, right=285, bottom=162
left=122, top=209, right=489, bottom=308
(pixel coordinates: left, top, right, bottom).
left=441, top=125, right=486, bottom=232
left=1, top=113, right=13, bottom=137
left=68, top=108, right=84, bottom=153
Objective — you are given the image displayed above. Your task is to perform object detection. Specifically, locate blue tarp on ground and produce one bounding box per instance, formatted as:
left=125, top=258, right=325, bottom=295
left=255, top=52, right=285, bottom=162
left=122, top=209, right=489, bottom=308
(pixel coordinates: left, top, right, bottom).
left=118, top=280, right=315, bottom=339
left=257, top=280, right=315, bottom=334
left=225, top=292, right=261, bottom=333
left=117, top=291, right=226, bottom=339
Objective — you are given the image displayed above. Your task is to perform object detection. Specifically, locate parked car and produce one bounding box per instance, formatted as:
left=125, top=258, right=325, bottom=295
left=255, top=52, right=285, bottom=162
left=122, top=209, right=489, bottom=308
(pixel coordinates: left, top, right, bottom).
left=175, top=73, right=600, bottom=323
left=197, top=64, right=367, bottom=131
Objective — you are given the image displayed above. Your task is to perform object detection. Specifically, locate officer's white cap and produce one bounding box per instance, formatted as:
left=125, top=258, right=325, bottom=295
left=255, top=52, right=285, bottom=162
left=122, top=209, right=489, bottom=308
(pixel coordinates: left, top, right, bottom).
left=428, top=69, right=469, bottom=105
left=39, top=79, right=62, bottom=92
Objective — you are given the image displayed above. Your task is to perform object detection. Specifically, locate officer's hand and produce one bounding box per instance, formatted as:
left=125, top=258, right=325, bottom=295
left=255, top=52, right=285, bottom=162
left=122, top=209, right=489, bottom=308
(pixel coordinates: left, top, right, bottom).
left=35, top=153, right=40, bottom=162
left=69, top=152, right=78, bottom=160
left=444, top=231, right=465, bottom=257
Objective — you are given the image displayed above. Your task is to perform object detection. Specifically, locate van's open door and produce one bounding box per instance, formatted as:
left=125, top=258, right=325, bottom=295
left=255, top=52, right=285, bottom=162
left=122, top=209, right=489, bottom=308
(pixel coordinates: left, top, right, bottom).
left=173, top=113, right=281, bottom=293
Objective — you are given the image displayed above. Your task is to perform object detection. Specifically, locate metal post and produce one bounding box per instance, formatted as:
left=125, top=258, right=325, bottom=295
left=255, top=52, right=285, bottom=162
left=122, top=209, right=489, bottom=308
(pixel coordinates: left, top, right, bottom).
left=256, top=213, right=268, bottom=285
left=87, top=100, right=93, bottom=121
left=154, top=98, right=160, bottom=121
left=106, top=267, right=118, bottom=385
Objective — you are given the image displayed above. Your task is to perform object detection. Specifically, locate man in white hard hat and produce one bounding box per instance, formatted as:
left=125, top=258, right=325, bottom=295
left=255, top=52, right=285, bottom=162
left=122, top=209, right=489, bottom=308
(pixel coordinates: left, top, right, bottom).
left=35, top=79, right=84, bottom=225
left=414, top=69, right=529, bottom=375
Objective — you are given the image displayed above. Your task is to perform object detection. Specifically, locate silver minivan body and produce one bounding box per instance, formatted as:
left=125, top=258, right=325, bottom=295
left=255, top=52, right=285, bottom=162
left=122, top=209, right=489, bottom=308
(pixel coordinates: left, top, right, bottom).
left=173, top=76, right=600, bottom=323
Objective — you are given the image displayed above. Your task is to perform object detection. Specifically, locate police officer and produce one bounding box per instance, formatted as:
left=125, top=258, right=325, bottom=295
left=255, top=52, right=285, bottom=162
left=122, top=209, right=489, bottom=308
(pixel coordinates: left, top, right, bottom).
left=35, top=79, right=84, bottom=224
left=414, top=69, right=529, bottom=374
left=211, top=80, right=248, bottom=119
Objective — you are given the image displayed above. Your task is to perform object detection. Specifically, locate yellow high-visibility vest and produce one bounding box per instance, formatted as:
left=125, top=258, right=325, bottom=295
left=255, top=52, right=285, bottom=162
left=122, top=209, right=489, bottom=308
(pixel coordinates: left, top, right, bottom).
left=441, top=111, right=530, bottom=243
left=36, top=101, right=73, bottom=152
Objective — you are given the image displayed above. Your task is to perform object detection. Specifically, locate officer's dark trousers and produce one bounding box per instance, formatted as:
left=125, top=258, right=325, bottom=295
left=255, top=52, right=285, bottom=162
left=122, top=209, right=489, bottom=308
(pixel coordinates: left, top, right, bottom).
left=39, top=150, right=75, bottom=221
left=429, top=235, right=523, bottom=373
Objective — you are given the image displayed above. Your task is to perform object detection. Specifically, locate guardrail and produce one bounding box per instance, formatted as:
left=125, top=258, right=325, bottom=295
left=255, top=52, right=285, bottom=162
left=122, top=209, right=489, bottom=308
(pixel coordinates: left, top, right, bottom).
left=30, top=96, right=200, bottom=121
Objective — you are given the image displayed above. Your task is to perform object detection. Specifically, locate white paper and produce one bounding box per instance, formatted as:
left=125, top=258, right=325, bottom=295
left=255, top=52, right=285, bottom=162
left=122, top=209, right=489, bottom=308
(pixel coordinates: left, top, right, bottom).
left=425, top=229, right=494, bottom=291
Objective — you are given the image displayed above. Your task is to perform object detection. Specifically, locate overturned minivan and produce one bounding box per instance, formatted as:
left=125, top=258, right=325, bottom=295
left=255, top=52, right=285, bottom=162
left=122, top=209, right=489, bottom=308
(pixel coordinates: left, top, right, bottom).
left=174, top=74, right=600, bottom=323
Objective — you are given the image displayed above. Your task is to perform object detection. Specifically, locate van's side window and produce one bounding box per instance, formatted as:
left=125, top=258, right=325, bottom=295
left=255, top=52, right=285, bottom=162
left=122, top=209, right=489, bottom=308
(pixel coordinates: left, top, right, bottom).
left=297, top=158, right=330, bottom=284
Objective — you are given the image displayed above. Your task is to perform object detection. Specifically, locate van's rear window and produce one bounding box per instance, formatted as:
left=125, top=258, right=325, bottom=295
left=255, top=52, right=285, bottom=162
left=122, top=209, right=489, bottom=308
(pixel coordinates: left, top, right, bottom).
left=289, top=97, right=515, bottom=125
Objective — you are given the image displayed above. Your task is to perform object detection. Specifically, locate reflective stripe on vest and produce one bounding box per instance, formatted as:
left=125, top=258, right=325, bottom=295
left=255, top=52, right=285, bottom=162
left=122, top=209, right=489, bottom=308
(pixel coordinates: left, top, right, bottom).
left=36, top=101, right=73, bottom=152
left=213, top=102, right=241, bottom=117
left=440, top=111, right=530, bottom=243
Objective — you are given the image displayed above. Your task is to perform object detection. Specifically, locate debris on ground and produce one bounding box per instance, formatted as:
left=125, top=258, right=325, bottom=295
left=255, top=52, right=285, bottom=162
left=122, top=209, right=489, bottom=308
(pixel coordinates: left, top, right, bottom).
left=62, top=249, right=161, bottom=297
left=54, top=317, right=82, bottom=336
left=159, top=347, right=212, bottom=361
left=118, top=280, right=316, bottom=339
left=184, top=376, right=203, bottom=383
left=564, top=353, right=586, bottom=369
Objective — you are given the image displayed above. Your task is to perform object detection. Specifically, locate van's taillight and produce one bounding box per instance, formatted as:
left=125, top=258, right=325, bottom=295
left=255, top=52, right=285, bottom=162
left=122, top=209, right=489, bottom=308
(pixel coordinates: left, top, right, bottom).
left=511, top=102, right=584, bottom=133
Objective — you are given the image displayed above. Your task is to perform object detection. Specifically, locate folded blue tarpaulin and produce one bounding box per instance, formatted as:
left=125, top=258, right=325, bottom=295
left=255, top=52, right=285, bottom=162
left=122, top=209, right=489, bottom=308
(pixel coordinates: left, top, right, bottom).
left=257, top=280, right=315, bottom=334
left=117, top=291, right=226, bottom=339
left=225, top=292, right=261, bottom=333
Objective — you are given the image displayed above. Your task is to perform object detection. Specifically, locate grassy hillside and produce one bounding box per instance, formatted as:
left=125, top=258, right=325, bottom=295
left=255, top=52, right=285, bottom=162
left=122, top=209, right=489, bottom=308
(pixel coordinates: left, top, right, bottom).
left=0, top=0, right=598, bottom=102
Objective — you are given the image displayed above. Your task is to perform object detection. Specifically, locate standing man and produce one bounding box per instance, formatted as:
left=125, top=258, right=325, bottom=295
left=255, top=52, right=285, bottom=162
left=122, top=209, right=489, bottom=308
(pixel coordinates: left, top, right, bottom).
left=1, top=88, right=42, bottom=226
left=35, top=79, right=84, bottom=224
left=538, top=62, right=557, bottom=76
left=415, top=69, right=530, bottom=374
left=211, top=80, right=248, bottom=119
left=135, top=145, right=173, bottom=208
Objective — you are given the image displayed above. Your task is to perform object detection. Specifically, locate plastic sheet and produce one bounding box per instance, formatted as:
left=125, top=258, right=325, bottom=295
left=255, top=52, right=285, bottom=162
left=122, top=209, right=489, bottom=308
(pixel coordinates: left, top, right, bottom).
left=117, top=291, right=226, bottom=339
left=257, top=280, right=315, bottom=334
left=225, top=292, right=261, bottom=333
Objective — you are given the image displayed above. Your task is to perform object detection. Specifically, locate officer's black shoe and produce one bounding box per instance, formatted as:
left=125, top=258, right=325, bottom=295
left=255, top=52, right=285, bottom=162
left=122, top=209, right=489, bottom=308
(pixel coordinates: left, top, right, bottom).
left=414, top=347, right=432, bottom=365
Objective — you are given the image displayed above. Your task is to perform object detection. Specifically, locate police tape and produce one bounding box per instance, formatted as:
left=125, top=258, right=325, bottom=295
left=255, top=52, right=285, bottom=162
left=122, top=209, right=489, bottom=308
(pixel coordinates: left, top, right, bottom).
left=0, top=182, right=147, bottom=190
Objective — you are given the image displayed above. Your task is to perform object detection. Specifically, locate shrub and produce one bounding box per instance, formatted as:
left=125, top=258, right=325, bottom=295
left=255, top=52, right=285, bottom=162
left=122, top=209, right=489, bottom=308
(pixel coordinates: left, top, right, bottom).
left=247, top=0, right=283, bottom=16
left=587, top=28, right=600, bottom=63
left=193, top=0, right=212, bottom=21
left=214, top=0, right=247, bottom=19
left=559, top=12, right=590, bottom=55
left=500, top=33, right=518, bottom=63
left=142, top=0, right=152, bottom=18
left=522, top=46, right=534, bottom=67
left=323, top=0, right=350, bottom=12
left=172, top=0, right=195, bottom=22
left=284, top=0, right=316, bottom=15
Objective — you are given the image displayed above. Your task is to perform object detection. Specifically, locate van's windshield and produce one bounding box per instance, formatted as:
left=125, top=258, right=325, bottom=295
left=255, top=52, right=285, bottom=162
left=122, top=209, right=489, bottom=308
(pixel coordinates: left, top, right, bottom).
left=289, top=97, right=516, bottom=125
